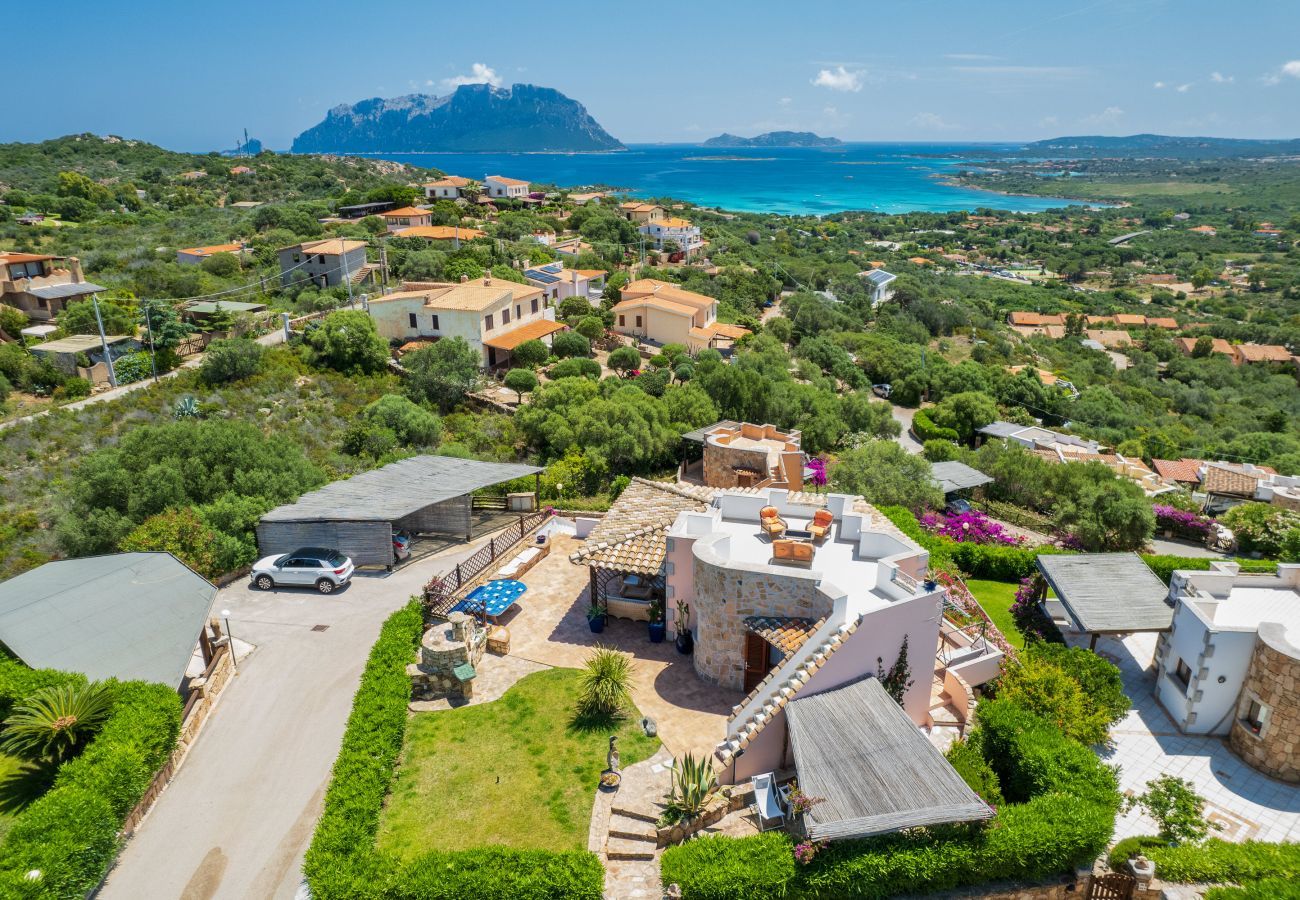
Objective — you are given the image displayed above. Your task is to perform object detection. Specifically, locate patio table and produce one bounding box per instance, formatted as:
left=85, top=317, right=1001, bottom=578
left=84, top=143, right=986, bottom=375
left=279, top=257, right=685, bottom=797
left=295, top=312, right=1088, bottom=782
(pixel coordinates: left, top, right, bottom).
left=453, top=579, right=527, bottom=623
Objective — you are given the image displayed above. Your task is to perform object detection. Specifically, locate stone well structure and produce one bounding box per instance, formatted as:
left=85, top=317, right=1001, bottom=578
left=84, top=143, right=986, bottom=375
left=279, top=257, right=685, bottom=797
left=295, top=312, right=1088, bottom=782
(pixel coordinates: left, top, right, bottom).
left=408, top=612, right=485, bottom=702
left=1229, top=621, right=1300, bottom=782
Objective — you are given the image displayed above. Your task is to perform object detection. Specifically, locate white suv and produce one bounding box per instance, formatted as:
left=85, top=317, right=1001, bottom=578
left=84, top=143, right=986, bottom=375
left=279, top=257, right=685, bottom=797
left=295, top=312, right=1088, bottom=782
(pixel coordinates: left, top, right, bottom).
left=251, top=548, right=355, bottom=594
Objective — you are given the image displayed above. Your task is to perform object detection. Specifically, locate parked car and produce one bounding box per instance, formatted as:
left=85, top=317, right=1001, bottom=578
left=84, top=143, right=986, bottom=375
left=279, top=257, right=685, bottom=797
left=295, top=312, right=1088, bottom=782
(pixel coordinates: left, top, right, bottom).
left=251, top=548, right=354, bottom=594
left=945, top=498, right=973, bottom=515
left=392, top=531, right=412, bottom=562
left=872, top=383, right=892, bottom=399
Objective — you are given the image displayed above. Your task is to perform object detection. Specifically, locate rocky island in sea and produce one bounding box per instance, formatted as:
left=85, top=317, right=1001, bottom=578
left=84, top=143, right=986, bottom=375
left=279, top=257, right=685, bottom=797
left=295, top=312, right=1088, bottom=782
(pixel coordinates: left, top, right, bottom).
left=291, top=83, right=624, bottom=154
left=702, top=131, right=842, bottom=148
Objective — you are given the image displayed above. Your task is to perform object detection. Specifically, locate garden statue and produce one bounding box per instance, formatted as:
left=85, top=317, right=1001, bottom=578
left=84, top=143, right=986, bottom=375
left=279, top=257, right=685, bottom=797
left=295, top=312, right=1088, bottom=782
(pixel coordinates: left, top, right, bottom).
left=607, top=734, right=620, bottom=773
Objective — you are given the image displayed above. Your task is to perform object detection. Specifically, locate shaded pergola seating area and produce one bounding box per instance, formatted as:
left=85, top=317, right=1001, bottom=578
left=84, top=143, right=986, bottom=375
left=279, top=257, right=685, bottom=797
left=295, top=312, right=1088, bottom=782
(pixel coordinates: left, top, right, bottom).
left=1035, top=552, right=1173, bottom=647
left=785, top=677, right=993, bottom=841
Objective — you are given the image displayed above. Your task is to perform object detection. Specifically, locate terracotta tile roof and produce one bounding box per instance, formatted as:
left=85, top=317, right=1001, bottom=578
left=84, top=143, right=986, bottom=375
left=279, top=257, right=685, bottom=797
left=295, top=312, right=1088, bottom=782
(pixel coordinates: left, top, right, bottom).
left=1235, top=343, right=1292, bottom=363
left=481, top=318, right=567, bottom=351
left=379, top=206, right=430, bottom=218
left=908, top=256, right=934, bottom=265
left=179, top=243, right=243, bottom=257
left=1202, top=464, right=1264, bottom=497
left=1145, top=317, right=1179, bottom=329
left=744, top=616, right=823, bottom=656
left=370, top=279, right=542, bottom=313
left=1009, top=311, right=1066, bottom=326
left=1114, top=313, right=1146, bottom=326
left=423, top=176, right=471, bottom=188
left=396, top=225, right=486, bottom=241
left=1084, top=329, right=1133, bottom=348
left=486, top=175, right=530, bottom=187
left=715, top=614, right=863, bottom=769
left=569, top=478, right=714, bottom=575
left=620, top=278, right=715, bottom=310
left=1175, top=336, right=1234, bottom=356
left=1152, top=458, right=1205, bottom=484
left=1086, top=315, right=1115, bottom=325
left=710, top=323, right=751, bottom=340
left=1190, top=225, right=1217, bottom=234
left=615, top=296, right=698, bottom=318
left=295, top=238, right=368, bottom=255
left=0, top=252, right=55, bottom=264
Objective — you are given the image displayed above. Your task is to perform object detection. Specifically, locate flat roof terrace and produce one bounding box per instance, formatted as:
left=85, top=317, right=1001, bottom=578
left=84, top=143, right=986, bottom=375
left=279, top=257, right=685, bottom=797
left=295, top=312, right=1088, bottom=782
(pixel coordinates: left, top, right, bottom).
left=672, top=491, right=930, bottom=618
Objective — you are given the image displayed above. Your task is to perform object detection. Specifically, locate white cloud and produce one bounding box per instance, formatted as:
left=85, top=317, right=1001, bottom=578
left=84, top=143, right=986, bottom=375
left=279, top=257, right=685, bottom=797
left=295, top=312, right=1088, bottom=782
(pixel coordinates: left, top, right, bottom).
left=439, top=63, right=502, bottom=92
left=1153, top=81, right=1166, bottom=89
left=910, top=112, right=959, bottom=131
left=1176, top=83, right=1192, bottom=93
left=779, top=97, right=793, bottom=107
left=812, top=66, right=865, bottom=92
left=1210, top=71, right=1233, bottom=83
left=1082, top=106, right=1124, bottom=127
left=1262, top=61, right=1300, bottom=86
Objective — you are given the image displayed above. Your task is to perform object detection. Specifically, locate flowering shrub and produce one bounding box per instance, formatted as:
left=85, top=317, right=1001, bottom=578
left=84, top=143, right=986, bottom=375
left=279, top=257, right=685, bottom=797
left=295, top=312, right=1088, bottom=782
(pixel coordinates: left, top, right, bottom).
left=1153, top=505, right=1213, bottom=541
left=1057, top=532, right=1085, bottom=551
left=793, top=839, right=826, bottom=865
left=920, top=509, right=1025, bottom=547
left=806, top=457, right=828, bottom=489
left=938, top=571, right=1018, bottom=659
left=1009, top=577, right=1065, bottom=644
left=785, top=785, right=825, bottom=817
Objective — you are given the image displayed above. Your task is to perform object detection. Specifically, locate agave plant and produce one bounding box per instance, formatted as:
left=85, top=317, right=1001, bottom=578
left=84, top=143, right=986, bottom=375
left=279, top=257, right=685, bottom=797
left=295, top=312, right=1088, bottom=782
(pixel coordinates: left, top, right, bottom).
left=0, top=681, right=116, bottom=765
left=576, top=645, right=634, bottom=720
left=663, top=752, right=717, bottom=823
left=173, top=396, right=200, bottom=419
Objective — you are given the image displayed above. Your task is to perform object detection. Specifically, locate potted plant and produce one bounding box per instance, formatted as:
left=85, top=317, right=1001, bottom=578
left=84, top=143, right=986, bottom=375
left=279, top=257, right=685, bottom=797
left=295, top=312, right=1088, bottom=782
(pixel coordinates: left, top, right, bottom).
left=586, top=603, right=606, bottom=634
left=923, top=568, right=939, bottom=591
left=674, top=599, right=693, bottom=655
left=647, top=598, right=666, bottom=643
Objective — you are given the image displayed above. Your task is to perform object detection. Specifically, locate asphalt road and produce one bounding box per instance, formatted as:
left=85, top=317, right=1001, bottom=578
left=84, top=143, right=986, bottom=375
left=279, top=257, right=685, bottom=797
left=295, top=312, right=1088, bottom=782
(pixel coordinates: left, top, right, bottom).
left=98, top=538, right=484, bottom=900
left=889, top=402, right=924, bottom=454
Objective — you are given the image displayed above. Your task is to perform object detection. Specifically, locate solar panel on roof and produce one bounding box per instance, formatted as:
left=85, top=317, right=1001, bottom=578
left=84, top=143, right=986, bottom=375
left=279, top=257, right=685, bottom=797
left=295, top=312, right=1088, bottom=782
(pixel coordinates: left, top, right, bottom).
left=526, top=270, right=561, bottom=284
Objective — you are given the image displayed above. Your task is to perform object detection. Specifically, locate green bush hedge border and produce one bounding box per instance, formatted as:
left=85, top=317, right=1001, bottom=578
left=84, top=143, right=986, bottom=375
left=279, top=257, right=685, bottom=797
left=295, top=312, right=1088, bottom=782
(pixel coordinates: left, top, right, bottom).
left=0, top=659, right=182, bottom=897
left=303, top=599, right=605, bottom=900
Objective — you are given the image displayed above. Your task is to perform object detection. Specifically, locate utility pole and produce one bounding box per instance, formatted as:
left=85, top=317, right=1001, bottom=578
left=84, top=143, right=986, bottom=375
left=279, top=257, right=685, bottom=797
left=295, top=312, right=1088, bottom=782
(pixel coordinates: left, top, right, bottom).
left=142, top=300, right=159, bottom=384
left=379, top=243, right=389, bottom=290
left=90, top=293, right=118, bottom=388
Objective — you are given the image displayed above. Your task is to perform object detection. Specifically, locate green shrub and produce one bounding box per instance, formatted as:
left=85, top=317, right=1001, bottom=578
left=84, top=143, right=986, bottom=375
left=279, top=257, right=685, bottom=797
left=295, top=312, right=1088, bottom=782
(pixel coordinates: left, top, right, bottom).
left=1148, top=839, right=1300, bottom=885
left=0, top=669, right=181, bottom=896
left=1207, top=878, right=1300, bottom=899
left=946, top=738, right=1004, bottom=807
left=1141, top=554, right=1277, bottom=584
left=661, top=832, right=795, bottom=900
left=1107, top=835, right=1166, bottom=872
left=912, top=409, right=959, bottom=443
left=304, top=600, right=605, bottom=899
left=1025, top=643, right=1129, bottom=728
left=0, top=680, right=116, bottom=764
left=877, top=506, right=1047, bottom=580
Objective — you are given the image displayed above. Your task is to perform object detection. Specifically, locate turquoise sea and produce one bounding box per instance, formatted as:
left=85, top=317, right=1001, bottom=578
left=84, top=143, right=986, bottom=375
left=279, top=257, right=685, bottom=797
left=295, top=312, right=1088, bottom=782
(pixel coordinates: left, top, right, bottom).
left=369, top=143, right=1075, bottom=216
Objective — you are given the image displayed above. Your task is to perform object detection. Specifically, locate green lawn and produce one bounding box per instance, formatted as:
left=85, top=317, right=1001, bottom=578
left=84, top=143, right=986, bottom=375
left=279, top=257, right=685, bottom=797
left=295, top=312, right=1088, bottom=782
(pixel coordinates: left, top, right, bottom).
left=0, top=752, right=52, bottom=843
left=964, top=579, right=1027, bottom=649
left=376, top=668, right=659, bottom=858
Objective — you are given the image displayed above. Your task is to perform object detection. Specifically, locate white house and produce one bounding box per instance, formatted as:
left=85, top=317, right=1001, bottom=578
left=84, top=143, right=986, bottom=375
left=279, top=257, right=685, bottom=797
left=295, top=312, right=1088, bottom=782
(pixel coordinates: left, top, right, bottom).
left=367, top=276, right=564, bottom=368
left=423, top=176, right=472, bottom=200
left=1156, top=562, right=1300, bottom=742
left=523, top=262, right=606, bottom=304
left=483, top=175, right=530, bottom=199
left=859, top=268, right=898, bottom=306
left=640, top=216, right=703, bottom=257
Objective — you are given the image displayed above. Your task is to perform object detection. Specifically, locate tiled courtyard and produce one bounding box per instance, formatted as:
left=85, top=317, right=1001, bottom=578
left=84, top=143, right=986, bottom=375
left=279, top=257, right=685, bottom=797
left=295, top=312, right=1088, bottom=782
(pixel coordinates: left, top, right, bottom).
left=1080, top=631, right=1300, bottom=842
left=492, top=532, right=742, bottom=758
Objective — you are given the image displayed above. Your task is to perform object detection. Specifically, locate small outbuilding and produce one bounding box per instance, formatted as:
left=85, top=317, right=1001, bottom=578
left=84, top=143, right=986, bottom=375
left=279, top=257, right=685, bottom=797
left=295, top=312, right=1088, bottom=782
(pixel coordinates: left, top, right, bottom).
left=256, top=455, right=542, bottom=567
left=0, top=552, right=217, bottom=688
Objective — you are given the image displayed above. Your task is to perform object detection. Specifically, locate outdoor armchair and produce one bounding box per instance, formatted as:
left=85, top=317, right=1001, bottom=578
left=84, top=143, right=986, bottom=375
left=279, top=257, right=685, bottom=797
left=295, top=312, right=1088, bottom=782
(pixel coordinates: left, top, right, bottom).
left=759, top=505, right=787, bottom=539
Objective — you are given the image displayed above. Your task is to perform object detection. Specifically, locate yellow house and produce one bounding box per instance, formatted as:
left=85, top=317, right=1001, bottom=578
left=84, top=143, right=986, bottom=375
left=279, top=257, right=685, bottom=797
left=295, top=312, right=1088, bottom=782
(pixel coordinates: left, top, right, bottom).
left=619, top=202, right=665, bottom=224
left=379, top=207, right=433, bottom=232
left=613, top=279, right=747, bottom=353
left=368, top=276, right=562, bottom=368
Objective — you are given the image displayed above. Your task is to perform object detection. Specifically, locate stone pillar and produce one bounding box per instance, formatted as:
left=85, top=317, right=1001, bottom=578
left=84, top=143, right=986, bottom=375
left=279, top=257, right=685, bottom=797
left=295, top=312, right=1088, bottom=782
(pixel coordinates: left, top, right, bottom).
left=449, top=611, right=472, bottom=643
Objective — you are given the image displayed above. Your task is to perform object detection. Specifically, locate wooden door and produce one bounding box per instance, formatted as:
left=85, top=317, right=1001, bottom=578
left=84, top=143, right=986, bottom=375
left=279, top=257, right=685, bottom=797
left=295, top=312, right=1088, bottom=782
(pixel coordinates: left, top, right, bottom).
left=743, top=632, right=770, bottom=693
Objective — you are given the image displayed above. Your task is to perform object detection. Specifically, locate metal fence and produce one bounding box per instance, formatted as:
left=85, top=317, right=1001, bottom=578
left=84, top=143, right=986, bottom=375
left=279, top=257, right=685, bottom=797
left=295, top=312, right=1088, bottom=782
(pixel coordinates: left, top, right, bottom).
left=424, top=509, right=551, bottom=616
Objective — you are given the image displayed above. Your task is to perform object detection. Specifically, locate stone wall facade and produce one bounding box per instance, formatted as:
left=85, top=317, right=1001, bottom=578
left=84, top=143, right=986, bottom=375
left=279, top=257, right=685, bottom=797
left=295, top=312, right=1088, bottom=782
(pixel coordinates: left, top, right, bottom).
left=692, top=548, right=833, bottom=689
left=1229, top=622, right=1300, bottom=781
left=702, top=442, right=773, bottom=489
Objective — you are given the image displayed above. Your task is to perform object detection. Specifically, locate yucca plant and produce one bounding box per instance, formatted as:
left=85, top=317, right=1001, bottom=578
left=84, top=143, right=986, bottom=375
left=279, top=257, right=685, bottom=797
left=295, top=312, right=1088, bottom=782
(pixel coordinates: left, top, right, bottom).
left=662, top=752, right=717, bottom=824
left=576, top=645, right=634, bottom=720
left=0, top=681, right=116, bottom=765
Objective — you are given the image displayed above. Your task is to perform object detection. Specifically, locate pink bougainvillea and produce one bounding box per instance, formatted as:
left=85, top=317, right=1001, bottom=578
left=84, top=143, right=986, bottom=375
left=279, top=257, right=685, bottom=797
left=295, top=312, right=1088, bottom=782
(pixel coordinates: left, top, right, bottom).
left=920, top=509, right=1024, bottom=547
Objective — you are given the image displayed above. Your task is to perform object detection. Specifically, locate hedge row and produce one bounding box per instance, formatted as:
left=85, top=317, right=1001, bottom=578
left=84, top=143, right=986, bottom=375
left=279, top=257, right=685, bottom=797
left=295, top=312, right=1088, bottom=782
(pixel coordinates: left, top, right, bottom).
left=0, top=660, right=182, bottom=898
left=303, top=599, right=604, bottom=900
left=881, top=506, right=1280, bottom=585
left=911, top=410, right=959, bottom=444
left=1148, top=839, right=1300, bottom=885
left=661, top=700, right=1120, bottom=899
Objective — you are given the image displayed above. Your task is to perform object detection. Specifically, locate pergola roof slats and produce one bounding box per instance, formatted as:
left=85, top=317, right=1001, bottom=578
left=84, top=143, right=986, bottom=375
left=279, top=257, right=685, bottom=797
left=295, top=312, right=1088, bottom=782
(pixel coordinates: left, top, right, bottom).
left=786, top=678, right=993, bottom=841
left=1036, top=552, right=1172, bottom=634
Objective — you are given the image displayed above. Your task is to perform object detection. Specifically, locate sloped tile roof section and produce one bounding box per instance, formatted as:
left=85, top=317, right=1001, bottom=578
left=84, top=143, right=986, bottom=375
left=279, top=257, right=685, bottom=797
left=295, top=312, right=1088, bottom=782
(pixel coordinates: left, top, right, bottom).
left=569, top=478, right=714, bottom=575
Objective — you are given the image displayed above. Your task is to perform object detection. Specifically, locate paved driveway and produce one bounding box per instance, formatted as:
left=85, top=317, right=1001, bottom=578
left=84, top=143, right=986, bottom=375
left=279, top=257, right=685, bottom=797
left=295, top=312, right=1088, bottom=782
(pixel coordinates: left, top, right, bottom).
left=99, top=539, right=492, bottom=900
left=888, top=402, right=924, bottom=454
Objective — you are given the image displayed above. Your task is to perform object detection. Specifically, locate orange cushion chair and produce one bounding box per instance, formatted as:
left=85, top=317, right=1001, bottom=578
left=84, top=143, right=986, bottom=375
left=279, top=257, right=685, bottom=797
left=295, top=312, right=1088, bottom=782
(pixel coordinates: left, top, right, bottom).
left=807, top=509, right=834, bottom=541
left=759, top=505, right=786, bottom=538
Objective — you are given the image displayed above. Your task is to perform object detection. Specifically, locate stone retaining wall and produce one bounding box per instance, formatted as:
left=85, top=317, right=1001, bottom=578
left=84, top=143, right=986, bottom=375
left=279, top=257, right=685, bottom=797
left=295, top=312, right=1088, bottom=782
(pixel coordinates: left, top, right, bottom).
left=1229, top=621, right=1300, bottom=782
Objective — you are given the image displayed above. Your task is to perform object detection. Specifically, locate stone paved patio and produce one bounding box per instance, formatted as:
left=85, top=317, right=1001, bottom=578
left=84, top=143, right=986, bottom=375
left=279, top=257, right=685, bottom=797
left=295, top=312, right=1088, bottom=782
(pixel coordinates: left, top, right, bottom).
left=1079, top=631, right=1300, bottom=842
left=495, top=533, right=743, bottom=759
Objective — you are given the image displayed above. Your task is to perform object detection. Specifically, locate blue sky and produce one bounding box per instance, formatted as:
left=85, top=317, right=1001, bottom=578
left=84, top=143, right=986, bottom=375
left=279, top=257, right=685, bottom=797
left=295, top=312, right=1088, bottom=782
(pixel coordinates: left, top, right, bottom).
left=12, top=0, right=1300, bottom=151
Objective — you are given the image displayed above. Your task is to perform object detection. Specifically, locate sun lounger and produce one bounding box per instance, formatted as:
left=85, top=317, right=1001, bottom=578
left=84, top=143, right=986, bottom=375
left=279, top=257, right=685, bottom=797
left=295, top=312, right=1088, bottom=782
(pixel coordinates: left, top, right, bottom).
left=752, top=772, right=786, bottom=831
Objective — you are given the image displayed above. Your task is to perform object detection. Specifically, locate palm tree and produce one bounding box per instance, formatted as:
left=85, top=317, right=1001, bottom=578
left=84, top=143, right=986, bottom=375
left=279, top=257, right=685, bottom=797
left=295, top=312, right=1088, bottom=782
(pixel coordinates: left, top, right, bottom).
left=0, top=681, right=116, bottom=765
left=576, top=646, right=634, bottom=720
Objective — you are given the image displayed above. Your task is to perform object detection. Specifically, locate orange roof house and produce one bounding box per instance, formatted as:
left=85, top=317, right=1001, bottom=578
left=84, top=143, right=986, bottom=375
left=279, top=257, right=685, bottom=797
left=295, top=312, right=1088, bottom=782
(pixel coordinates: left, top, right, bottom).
left=1008, top=311, right=1066, bottom=327
left=1190, top=225, right=1217, bottom=236
left=1174, top=336, right=1235, bottom=358
left=1145, top=317, right=1179, bottom=329
left=395, top=225, right=486, bottom=243
left=908, top=256, right=934, bottom=266
left=1152, top=458, right=1205, bottom=486
left=1114, top=313, right=1147, bottom=326
left=1234, top=343, right=1293, bottom=365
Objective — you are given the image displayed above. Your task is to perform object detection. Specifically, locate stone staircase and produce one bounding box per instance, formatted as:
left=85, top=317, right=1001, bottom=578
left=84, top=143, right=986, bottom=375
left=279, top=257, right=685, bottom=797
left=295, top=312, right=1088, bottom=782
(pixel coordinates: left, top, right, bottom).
left=604, top=805, right=659, bottom=861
